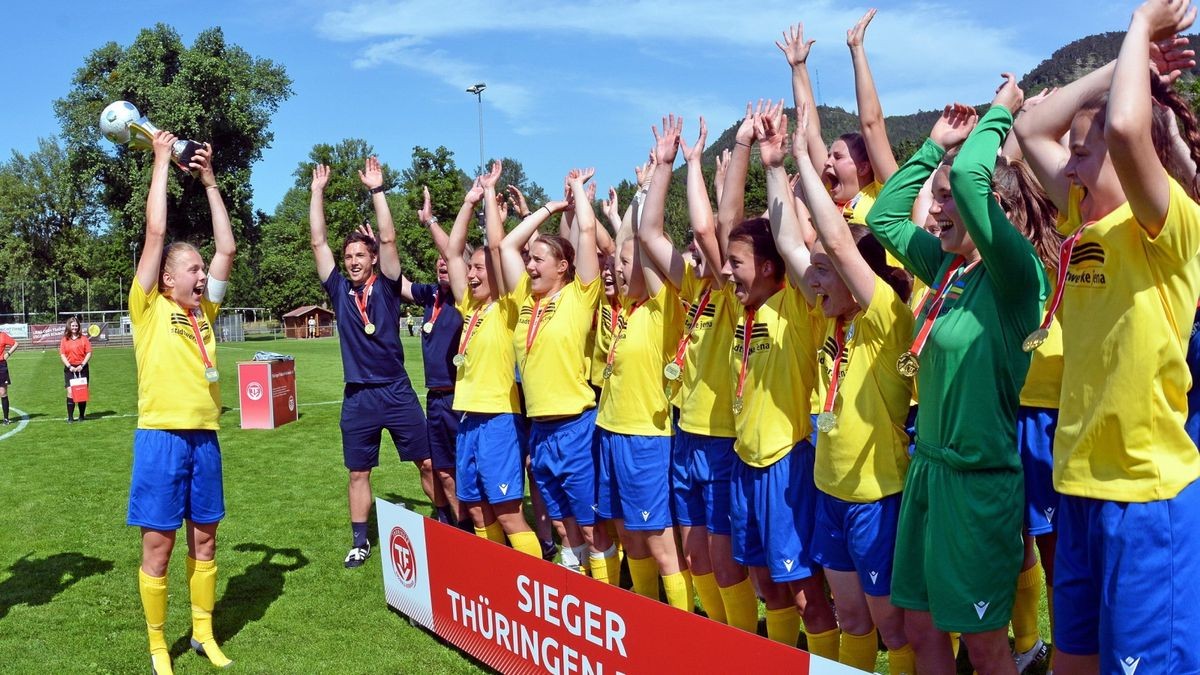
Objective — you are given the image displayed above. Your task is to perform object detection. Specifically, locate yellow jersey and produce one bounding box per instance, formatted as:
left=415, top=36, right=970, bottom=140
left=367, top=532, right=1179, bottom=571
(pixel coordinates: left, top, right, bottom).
left=673, top=270, right=738, bottom=438
left=452, top=295, right=521, bottom=414
left=591, top=301, right=619, bottom=390
left=814, top=277, right=913, bottom=502
left=732, top=283, right=818, bottom=467
left=596, top=284, right=683, bottom=436
left=512, top=274, right=601, bottom=417
left=130, top=281, right=221, bottom=430
left=1054, top=177, right=1200, bottom=501
left=1019, top=306, right=1062, bottom=410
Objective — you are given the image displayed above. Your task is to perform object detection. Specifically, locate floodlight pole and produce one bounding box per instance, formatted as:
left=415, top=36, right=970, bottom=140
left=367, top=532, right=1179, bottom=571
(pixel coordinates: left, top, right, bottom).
left=466, top=83, right=487, bottom=174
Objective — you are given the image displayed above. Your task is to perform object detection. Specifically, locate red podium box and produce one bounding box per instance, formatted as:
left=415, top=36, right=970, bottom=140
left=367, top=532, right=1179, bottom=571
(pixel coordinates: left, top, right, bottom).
left=237, top=360, right=298, bottom=429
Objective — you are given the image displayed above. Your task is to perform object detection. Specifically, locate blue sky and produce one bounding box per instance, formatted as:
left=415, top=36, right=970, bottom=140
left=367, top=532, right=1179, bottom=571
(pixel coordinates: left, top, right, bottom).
left=4, top=1, right=1134, bottom=215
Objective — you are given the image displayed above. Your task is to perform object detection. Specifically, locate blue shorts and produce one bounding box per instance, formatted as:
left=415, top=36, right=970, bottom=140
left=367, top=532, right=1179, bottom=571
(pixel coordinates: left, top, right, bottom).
left=127, top=429, right=225, bottom=530
left=529, top=408, right=597, bottom=526
left=1017, top=406, right=1058, bottom=535
left=905, top=405, right=918, bottom=458
left=340, top=380, right=430, bottom=471
left=426, top=389, right=458, bottom=471
left=808, top=413, right=819, bottom=449
left=1187, top=306, right=1200, bottom=448
left=671, top=428, right=736, bottom=535
left=731, top=441, right=818, bottom=583
left=599, top=429, right=672, bottom=531
left=811, top=491, right=901, bottom=597
left=1054, top=478, right=1200, bottom=671
left=456, top=412, right=525, bottom=504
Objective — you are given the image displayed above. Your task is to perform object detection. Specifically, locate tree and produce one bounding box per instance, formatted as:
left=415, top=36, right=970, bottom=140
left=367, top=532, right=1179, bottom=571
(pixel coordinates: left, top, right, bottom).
left=53, top=24, right=291, bottom=308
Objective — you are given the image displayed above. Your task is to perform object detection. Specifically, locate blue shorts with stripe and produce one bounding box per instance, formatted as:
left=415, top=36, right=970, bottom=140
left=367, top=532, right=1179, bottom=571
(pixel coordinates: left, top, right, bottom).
left=340, top=380, right=430, bottom=471
left=1017, top=406, right=1058, bottom=535
left=425, top=389, right=458, bottom=471
left=1187, top=306, right=1200, bottom=448
left=598, top=429, right=672, bottom=531
left=127, top=429, right=225, bottom=530
left=671, top=427, right=735, bottom=535
left=1054, top=478, right=1200, bottom=673
left=811, top=491, right=901, bottom=596
left=731, top=441, right=819, bottom=583
left=456, top=412, right=525, bottom=504
left=529, top=408, right=597, bottom=525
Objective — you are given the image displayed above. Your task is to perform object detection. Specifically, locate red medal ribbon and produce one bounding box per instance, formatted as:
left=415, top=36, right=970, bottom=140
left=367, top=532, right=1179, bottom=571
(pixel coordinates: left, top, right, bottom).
left=906, top=257, right=979, bottom=359
left=604, top=299, right=648, bottom=374
left=821, top=319, right=849, bottom=415
left=427, top=290, right=445, bottom=330
left=168, top=298, right=215, bottom=372
left=350, top=274, right=377, bottom=329
left=669, top=287, right=713, bottom=372
left=457, top=302, right=492, bottom=358
left=524, top=289, right=563, bottom=356
left=734, top=308, right=756, bottom=402
left=1034, top=222, right=1093, bottom=332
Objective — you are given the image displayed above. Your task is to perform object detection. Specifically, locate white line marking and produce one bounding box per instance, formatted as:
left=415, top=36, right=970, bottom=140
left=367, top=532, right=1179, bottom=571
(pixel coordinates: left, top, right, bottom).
left=0, top=407, right=30, bottom=441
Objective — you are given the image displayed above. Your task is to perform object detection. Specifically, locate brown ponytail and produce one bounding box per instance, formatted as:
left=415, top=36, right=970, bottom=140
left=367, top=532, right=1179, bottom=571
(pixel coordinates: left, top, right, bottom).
left=993, top=157, right=1063, bottom=272
left=1150, top=76, right=1200, bottom=200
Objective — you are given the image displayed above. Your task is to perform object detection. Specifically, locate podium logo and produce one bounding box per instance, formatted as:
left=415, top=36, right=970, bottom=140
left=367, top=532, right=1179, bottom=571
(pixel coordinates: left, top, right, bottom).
left=288, top=395, right=295, bottom=411
left=246, top=382, right=264, bottom=401
left=390, top=526, right=418, bottom=589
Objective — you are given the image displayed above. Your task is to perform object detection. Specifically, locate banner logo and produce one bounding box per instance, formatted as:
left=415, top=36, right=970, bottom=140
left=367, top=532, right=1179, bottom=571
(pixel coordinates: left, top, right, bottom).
left=246, top=382, right=264, bottom=401
left=391, top=526, right=418, bottom=589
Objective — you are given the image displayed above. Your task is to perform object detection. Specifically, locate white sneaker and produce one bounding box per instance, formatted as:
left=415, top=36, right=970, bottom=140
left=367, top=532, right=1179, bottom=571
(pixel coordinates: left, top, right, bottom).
left=1015, top=638, right=1048, bottom=673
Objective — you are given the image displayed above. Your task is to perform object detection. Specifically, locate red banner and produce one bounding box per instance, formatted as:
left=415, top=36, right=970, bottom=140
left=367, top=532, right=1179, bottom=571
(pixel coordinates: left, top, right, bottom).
left=377, top=500, right=858, bottom=674
left=30, top=323, right=65, bottom=346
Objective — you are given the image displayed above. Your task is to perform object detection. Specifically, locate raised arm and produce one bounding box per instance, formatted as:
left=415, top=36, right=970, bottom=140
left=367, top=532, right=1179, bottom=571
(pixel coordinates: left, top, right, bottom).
left=756, top=105, right=816, bottom=304
left=599, top=187, right=621, bottom=256
left=358, top=155, right=402, bottom=282
left=847, top=9, right=898, bottom=183
left=717, top=103, right=759, bottom=249
left=681, top=117, right=724, bottom=285
left=1107, top=0, right=1197, bottom=235
left=777, top=23, right=828, bottom=171
left=794, top=104, right=876, bottom=308
left=137, top=131, right=175, bottom=294
left=308, top=165, right=337, bottom=282
left=190, top=143, right=235, bottom=283
left=568, top=168, right=600, bottom=285
left=639, top=115, right=688, bottom=289
left=437, top=182, right=484, bottom=303
left=500, top=200, right=569, bottom=292
left=713, top=149, right=731, bottom=209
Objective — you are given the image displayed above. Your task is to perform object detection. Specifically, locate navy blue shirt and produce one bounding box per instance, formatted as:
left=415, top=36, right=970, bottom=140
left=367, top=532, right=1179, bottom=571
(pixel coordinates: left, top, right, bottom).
left=323, top=268, right=413, bottom=385
left=411, top=282, right=461, bottom=389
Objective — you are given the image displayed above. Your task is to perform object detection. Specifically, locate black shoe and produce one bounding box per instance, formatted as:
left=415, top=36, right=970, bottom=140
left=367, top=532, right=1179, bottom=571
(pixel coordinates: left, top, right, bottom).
left=344, top=541, right=371, bottom=568
left=540, top=539, right=559, bottom=562
left=78, top=414, right=85, bottom=421
left=1, top=418, right=9, bottom=425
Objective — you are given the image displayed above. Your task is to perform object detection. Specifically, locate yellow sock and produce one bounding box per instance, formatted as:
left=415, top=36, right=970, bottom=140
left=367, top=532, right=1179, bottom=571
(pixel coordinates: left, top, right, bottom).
left=888, top=644, right=916, bottom=675
left=693, top=572, right=727, bottom=623
left=950, top=631, right=961, bottom=658
left=628, top=556, right=659, bottom=599
left=719, top=578, right=759, bottom=633
left=508, top=531, right=542, bottom=558
left=765, top=606, right=800, bottom=646
left=484, top=521, right=506, bottom=544
left=662, top=571, right=690, bottom=610
left=186, top=557, right=232, bottom=668
left=839, top=628, right=877, bottom=670
left=806, top=627, right=840, bottom=662
left=139, top=568, right=173, bottom=675
left=682, top=569, right=694, bottom=611
left=588, top=546, right=619, bottom=585
left=473, top=526, right=489, bottom=540
left=1013, top=562, right=1043, bottom=653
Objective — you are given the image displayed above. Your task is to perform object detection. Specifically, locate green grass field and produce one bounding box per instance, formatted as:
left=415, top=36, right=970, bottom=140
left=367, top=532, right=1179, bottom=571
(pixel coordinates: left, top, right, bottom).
left=0, top=335, right=1051, bottom=674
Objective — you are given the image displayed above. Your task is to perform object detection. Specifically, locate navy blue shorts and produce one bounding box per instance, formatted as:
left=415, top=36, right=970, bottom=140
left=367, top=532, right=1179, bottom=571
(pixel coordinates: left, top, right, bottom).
left=1187, top=306, right=1200, bottom=448
left=425, top=389, right=458, bottom=471
left=456, top=412, right=526, bottom=504
left=731, top=441, right=819, bottom=583
left=671, top=428, right=736, bottom=535
left=529, top=408, right=597, bottom=525
left=811, top=491, right=901, bottom=596
left=127, top=429, right=224, bottom=530
left=1054, top=479, right=1200, bottom=671
left=340, top=380, right=430, bottom=471
left=600, top=429, right=672, bottom=531
left=1017, top=406, right=1058, bottom=535
left=0, top=361, right=9, bottom=387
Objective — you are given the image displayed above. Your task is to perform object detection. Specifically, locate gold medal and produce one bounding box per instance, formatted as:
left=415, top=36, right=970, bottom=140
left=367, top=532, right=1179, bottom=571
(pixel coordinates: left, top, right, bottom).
left=816, top=411, right=837, bottom=433
left=732, top=396, right=744, bottom=415
left=602, top=364, right=614, bottom=380
left=422, top=321, right=434, bottom=334
left=452, top=354, right=466, bottom=367
left=896, top=351, right=920, bottom=378
left=204, top=367, right=220, bottom=383
left=1022, top=327, right=1049, bottom=353
left=364, top=322, right=376, bottom=335
left=663, top=362, right=682, bottom=380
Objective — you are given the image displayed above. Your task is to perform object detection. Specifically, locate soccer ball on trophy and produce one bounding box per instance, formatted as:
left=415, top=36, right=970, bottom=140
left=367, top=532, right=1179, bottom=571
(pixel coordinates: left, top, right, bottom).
left=99, top=100, right=204, bottom=173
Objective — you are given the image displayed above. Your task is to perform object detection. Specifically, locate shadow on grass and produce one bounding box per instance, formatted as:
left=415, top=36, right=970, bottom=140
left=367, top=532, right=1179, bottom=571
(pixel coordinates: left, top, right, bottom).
left=168, top=543, right=308, bottom=657
left=0, top=552, right=114, bottom=620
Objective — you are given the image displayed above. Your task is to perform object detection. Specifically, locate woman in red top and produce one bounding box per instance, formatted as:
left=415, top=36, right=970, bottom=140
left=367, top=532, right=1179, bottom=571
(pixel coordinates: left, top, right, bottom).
left=58, top=316, right=92, bottom=422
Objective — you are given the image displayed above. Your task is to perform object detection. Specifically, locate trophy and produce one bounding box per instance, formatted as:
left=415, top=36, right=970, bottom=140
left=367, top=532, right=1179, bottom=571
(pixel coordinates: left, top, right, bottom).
left=99, top=101, right=204, bottom=173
